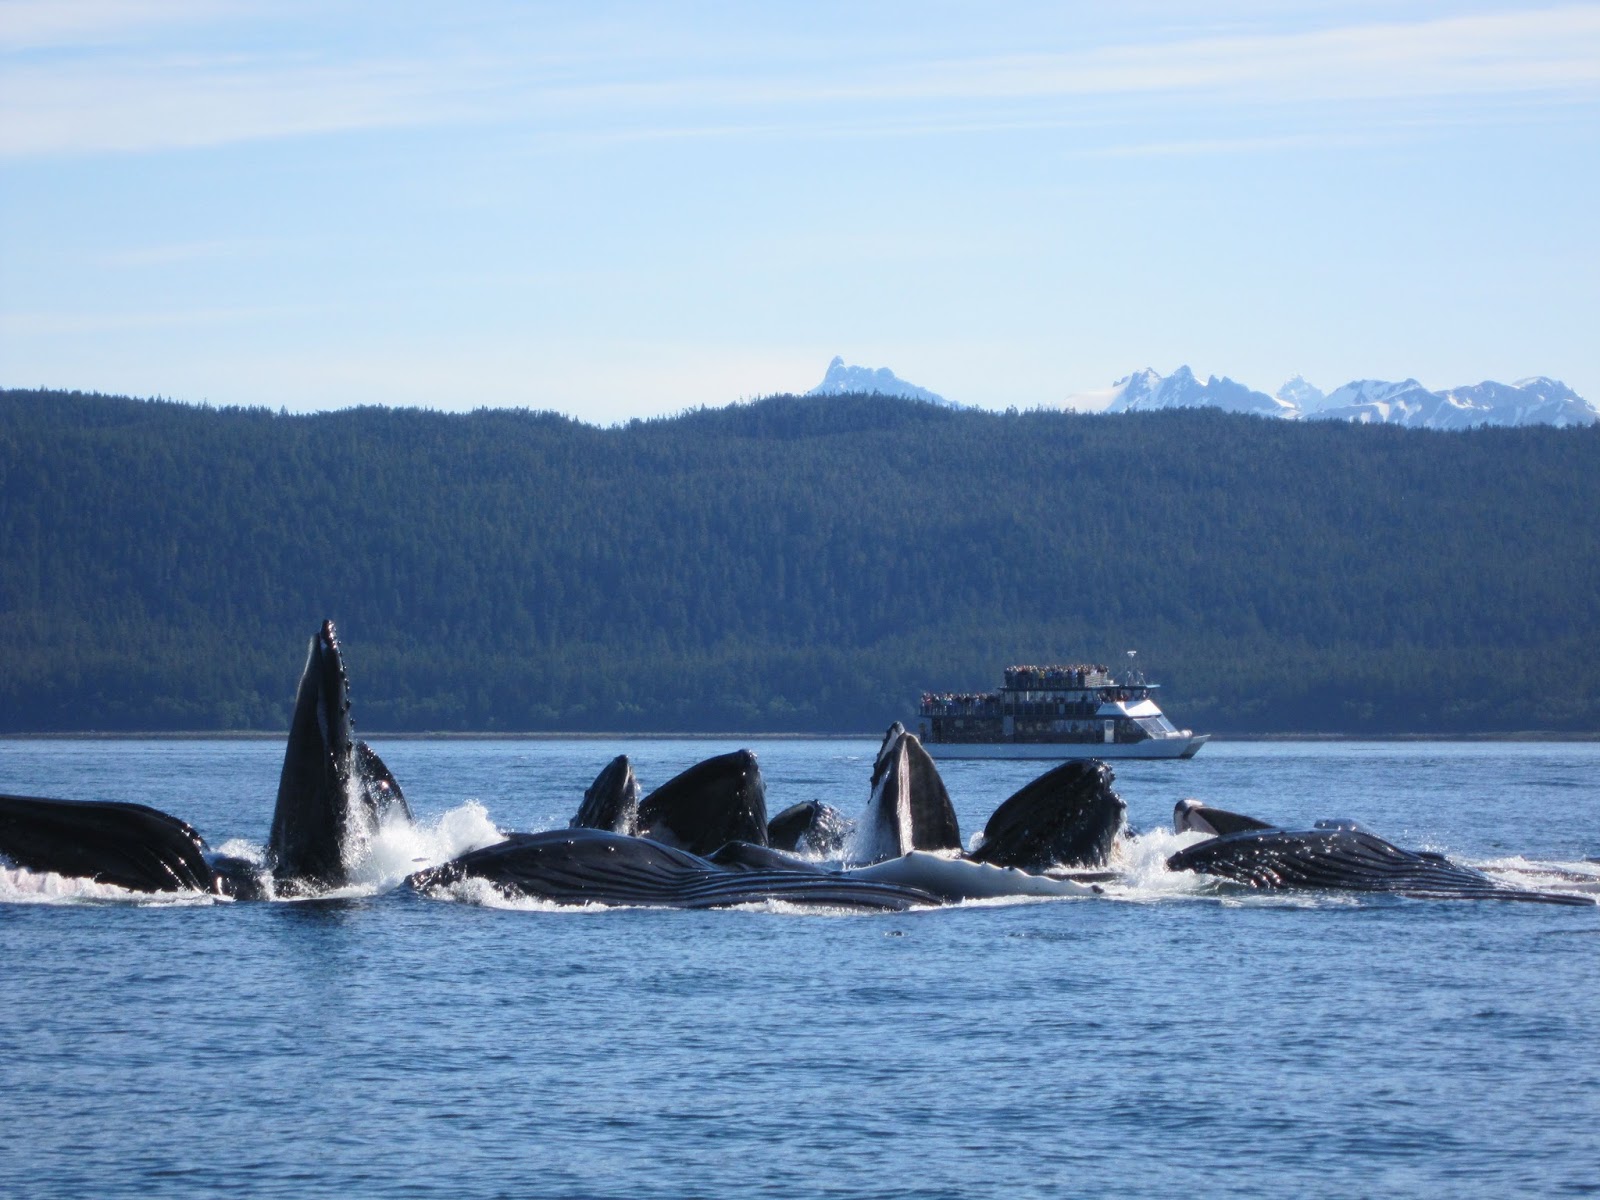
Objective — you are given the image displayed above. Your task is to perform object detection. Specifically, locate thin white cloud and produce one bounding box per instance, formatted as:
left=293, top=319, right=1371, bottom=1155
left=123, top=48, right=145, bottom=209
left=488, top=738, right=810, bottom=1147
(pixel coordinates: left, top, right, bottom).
left=0, top=304, right=289, bottom=336
left=2, top=5, right=1598, bottom=157
left=95, top=237, right=265, bottom=267
left=0, top=0, right=231, bottom=51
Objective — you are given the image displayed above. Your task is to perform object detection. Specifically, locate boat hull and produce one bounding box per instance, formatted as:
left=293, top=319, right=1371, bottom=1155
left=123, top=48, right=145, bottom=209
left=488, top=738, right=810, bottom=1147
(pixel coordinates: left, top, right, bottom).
left=925, top=734, right=1209, bottom=761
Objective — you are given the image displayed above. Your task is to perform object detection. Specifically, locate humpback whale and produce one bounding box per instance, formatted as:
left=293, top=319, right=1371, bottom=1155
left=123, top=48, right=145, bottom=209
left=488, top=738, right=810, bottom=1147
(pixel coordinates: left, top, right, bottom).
left=830, top=727, right=1115, bottom=901
left=571, top=755, right=640, bottom=834
left=634, top=749, right=768, bottom=857
left=407, top=827, right=938, bottom=911
left=0, top=621, right=402, bottom=900
left=0, top=792, right=219, bottom=894
left=970, top=759, right=1126, bottom=871
left=1166, top=818, right=1594, bottom=906
left=267, top=620, right=412, bottom=892
left=766, top=800, right=851, bottom=856
left=1172, top=799, right=1273, bottom=838
left=0, top=793, right=269, bottom=899
left=853, top=724, right=962, bottom=863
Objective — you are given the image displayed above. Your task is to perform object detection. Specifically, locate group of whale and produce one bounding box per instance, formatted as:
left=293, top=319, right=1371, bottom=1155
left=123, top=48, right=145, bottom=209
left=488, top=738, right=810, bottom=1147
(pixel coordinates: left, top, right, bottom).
left=1, top=622, right=1593, bottom=908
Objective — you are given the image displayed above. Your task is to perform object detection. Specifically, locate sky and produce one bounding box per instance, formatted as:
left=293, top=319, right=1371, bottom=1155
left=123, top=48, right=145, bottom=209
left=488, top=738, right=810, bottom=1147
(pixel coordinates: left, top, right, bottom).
left=1, top=1, right=1597, bottom=423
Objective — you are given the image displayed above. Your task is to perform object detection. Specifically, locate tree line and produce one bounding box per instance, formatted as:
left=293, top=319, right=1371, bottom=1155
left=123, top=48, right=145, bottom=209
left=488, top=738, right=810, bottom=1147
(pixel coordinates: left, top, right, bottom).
left=1, top=388, right=1596, bottom=734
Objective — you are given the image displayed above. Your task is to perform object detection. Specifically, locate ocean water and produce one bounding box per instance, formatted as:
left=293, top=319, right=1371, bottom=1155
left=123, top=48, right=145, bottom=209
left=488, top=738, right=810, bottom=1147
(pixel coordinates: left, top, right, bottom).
left=2, top=738, right=1598, bottom=1199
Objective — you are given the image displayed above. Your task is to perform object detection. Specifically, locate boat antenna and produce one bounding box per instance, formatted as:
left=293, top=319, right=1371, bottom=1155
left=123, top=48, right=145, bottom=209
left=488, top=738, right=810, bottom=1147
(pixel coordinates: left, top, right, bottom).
left=1125, top=649, right=1138, bottom=685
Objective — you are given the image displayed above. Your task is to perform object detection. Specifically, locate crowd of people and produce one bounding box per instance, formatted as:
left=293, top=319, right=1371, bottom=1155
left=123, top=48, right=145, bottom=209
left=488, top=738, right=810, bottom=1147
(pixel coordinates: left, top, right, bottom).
left=1002, top=664, right=1110, bottom=690
left=918, top=691, right=1003, bottom=717
left=921, top=664, right=1124, bottom=717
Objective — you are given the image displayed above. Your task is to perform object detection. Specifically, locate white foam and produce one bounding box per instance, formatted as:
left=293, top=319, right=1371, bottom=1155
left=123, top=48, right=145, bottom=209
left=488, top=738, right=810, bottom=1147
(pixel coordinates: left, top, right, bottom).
left=1475, top=855, right=1600, bottom=897
left=342, top=801, right=505, bottom=894
left=430, top=875, right=624, bottom=913
left=0, top=861, right=215, bottom=906
left=1090, top=828, right=1217, bottom=902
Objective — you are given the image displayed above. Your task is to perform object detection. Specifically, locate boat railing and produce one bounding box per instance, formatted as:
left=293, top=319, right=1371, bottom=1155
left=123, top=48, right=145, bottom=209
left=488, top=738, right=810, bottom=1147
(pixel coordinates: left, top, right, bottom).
left=1002, top=665, right=1113, bottom=690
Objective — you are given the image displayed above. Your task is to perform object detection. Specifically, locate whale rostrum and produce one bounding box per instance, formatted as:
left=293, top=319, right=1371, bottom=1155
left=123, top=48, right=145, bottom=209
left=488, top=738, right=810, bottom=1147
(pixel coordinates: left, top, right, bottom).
left=267, top=619, right=412, bottom=892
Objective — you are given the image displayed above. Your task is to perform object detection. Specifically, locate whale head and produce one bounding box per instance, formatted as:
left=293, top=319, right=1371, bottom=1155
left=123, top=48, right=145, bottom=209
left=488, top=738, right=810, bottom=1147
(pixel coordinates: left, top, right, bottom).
left=853, top=724, right=961, bottom=864
left=267, top=621, right=410, bottom=891
left=971, top=758, right=1126, bottom=871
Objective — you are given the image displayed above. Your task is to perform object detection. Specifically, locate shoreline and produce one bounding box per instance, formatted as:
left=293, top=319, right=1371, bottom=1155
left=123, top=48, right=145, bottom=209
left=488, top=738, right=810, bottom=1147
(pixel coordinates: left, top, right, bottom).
left=2, top=730, right=1597, bottom=743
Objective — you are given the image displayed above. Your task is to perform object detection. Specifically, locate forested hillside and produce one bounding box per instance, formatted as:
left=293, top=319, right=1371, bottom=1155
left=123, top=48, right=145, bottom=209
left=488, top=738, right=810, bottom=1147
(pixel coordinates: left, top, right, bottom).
left=2, top=388, right=1597, bottom=734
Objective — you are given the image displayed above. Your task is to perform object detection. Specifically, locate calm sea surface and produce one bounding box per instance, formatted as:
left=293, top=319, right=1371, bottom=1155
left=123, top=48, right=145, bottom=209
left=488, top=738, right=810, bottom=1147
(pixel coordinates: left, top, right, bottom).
left=2, top=738, right=1598, bottom=1199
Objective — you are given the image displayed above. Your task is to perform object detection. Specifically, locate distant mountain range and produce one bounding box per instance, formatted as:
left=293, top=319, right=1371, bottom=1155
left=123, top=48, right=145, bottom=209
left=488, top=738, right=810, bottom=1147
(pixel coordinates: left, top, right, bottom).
left=803, top=357, right=1596, bottom=430
left=807, top=356, right=954, bottom=406
left=1096, top=366, right=1598, bottom=430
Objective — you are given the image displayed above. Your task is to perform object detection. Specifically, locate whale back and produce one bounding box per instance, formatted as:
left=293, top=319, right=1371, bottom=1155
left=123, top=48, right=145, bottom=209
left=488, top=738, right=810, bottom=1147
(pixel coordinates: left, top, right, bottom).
left=970, top=758, right=1125, bottom=871
left=0, top=792, right=215, bottom=893
left=1173, top=799, right=1274, bottom=837
left=268, top=621, right=409, bottom=890
left=1166, top=827, right=1594, bottom=905
left=408, top=827, right=936, bottom=911
left=636, top=750, right=767, bottom=856
left=854, top=726, right=960, bottom=863
left=571, top=755, right=639, bottom=834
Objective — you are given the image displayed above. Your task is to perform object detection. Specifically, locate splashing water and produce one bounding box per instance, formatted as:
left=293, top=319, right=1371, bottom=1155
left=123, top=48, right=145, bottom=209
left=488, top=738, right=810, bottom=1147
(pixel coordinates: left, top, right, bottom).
left=0, top=860, right=217, bottom=906
left=344, top=801, right=505, bottom=894
left=0, top=802, right=506, bottom=906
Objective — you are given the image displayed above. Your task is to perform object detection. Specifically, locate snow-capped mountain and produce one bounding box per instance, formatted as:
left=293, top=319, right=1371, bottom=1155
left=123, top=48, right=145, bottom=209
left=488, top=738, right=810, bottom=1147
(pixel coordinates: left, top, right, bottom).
left=806, top=356, right=952, bottom=406
left=1305, top=376, right=1597, bottom=430
left=1082, top=366, right=1596, bottom=429
left=1308, top=378, right=1440, bottom=424
left=1102, top=366, right=1297, bottom=418
left=1276, top=375, right=1325, bottom=410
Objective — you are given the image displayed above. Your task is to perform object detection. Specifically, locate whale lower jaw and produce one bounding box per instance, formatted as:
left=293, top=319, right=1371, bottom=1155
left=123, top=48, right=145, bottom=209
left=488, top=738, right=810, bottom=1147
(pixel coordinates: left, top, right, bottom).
left=409, top=828, right=938, bottom=911
left=846, top=852, right=1099, bottom=903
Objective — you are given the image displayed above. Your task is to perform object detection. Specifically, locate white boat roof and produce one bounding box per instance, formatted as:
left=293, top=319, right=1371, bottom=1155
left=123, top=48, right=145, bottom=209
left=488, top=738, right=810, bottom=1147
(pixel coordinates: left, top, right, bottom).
left=1097, top=698, right=1164, bottom=719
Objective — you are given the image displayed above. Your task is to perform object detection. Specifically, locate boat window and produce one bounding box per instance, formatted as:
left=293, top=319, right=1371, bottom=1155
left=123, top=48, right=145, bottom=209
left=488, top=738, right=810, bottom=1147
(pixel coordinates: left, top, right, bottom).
left=1136, top=716, right=1177, bottom=738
